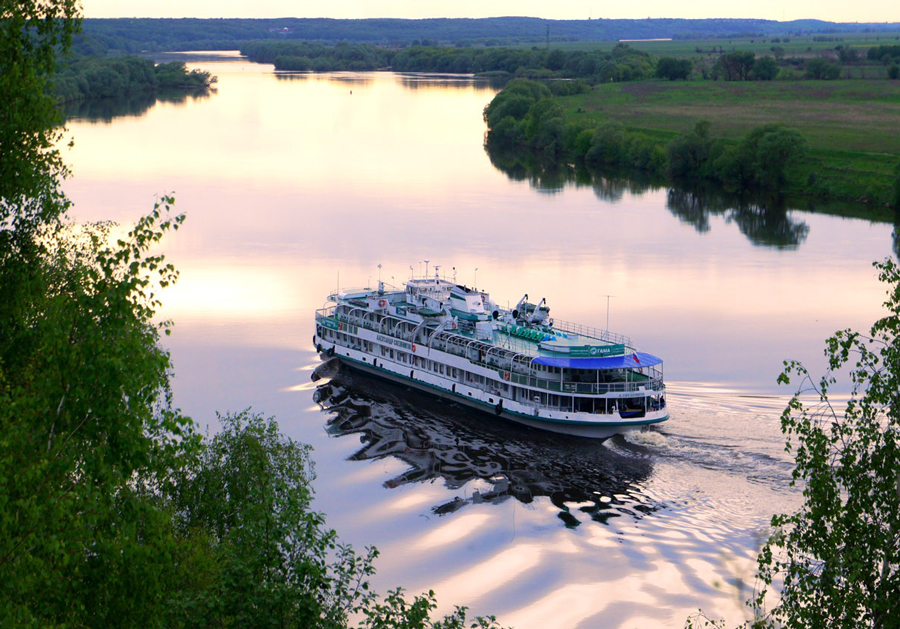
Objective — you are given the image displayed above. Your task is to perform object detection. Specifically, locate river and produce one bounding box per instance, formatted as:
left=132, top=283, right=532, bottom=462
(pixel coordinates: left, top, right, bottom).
left=62, top=52, right=895, bottom=627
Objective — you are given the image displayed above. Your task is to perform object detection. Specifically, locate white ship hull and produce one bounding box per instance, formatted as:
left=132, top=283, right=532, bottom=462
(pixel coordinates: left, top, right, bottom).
left=313, top=333, right=668, bottom=440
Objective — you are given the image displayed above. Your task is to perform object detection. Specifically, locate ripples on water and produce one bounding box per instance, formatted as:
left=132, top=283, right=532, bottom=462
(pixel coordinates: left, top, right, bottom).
left=310, top=359, right=802, bottom=627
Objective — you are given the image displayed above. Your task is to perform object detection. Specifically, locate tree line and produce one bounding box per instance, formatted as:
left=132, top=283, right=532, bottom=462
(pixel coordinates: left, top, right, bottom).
left=241, top=40, right=900, bottom=84
left=75, top=17, right=900, bottom=54
left=242, top=40, right=656, bottom=81
left=656, top=46, right=900, bottom=82
left=54, top=55, right=216, bottom=103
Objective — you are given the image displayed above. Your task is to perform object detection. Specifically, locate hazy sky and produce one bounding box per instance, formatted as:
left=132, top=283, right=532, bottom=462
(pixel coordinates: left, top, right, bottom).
left=82, top=1, right=898, bottom=24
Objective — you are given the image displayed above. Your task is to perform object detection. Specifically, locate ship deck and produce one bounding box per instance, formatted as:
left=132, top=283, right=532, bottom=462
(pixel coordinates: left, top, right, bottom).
left=461, top=319, right=631, bottom=360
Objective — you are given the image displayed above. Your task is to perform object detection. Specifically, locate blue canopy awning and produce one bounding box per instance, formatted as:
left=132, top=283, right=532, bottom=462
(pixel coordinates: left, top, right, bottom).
left=531, top=352, right=663, bottom=369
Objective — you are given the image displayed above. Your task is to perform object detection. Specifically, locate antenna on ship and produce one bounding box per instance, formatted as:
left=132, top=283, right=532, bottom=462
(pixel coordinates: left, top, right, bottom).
left=424, top=259, right=429, bottom=279
left=474, top=267, right=478, bottom=290
left=605, top=294, right=615, bottom=338
left=452, top=267, right=456, bottom=283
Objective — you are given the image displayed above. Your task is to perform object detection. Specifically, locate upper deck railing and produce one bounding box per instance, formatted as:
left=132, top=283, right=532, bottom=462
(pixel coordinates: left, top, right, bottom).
left=316, top=308, right=663, bottom=396
left=549, top=318, right=632, bottom=347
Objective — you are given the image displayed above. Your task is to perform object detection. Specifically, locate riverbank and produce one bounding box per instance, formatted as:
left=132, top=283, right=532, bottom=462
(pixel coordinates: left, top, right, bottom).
left=487, top=79, right=900, bottom=208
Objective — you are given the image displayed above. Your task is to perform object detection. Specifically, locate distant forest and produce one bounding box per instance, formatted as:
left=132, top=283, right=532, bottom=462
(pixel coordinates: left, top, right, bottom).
left=77, top=17, right=900, bottom=53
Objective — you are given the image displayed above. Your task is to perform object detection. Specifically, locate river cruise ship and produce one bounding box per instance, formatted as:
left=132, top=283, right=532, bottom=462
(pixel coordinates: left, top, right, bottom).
left=313, top=268, right=668, bottom=438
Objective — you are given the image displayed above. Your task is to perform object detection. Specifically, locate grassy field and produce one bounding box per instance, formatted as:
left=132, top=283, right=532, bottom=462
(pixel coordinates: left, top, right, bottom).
left=550, top=32, right=900, bottom=58
left=557, top=79, right=900, bottom=205
left=548, top=34, right=900, bottom=79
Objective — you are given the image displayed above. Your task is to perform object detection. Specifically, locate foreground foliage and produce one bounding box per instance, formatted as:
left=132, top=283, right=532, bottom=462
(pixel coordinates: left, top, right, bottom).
left=0, top=0, right=78, bottom=226
left=164, top=411, right=505, bottom=629
left=753, top=258, right=900, bottom=627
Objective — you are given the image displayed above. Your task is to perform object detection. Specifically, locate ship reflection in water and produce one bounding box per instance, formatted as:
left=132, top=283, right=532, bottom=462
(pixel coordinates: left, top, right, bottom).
left=312, top=359, right=659, bottom=528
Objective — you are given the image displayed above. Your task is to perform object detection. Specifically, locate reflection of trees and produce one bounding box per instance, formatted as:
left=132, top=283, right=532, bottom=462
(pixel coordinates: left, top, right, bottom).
left=63, top=93, right=158, bottom=121
left=486, top=143, right=664, bottom=200
left=274, top=72, right=374, bottom=87
left=396, top=74, right=503, bottom=92
left=668, top=187, right=809, bottom=249
left=62, top=88, right=212, bottom=123
left=486, top=145, right=593, bottom=194
left=312, top=362, right=657, bottom=528
left=273, top=71, right=499, bottom=93
left=666, top=187, right=718, bottom=233
left=487, top=142, right=814, bottom=249
left=590, top=169, right=661, bottom=204
left=729, top=200, right=810, bottom=249
left=893, top=208, right=900, bottom=260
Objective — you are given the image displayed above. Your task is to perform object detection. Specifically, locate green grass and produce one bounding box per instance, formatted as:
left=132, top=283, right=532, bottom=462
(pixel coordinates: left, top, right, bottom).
left=562, top=80, right=900, bottom=151
left=558, top=79, right=900, bottom=205
left=545, top=32, right=900, bottom=58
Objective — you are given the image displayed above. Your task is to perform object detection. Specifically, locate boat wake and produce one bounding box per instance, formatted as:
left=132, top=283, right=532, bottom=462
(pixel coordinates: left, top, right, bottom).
left=623, top=429, right=670, bottom=449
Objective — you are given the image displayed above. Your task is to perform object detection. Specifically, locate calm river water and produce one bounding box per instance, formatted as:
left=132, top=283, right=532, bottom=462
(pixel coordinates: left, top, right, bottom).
left=62, top=53, right=895, bottom=627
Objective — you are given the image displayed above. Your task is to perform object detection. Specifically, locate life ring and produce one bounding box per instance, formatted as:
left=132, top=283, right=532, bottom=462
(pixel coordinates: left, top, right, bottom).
left=337, top=322, right=343, bottom=330
left=378, top=299, right=386, bottom=307
left=411, top=344, right=417, bottom=353
left=503, top=371, right=510, bottom=381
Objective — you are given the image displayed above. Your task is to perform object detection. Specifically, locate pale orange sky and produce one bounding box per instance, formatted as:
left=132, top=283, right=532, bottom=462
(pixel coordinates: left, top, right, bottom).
left=81, top=1, right=898, bottom=23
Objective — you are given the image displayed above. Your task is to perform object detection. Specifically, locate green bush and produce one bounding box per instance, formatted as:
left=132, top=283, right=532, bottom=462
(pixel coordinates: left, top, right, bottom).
left=656, top=56, right=692, bottom=80
left=752, top=56, right=779, bottom=81
left=806, top=57, right=841, bottom=80
left=667, top=120, right=716, bottom=179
